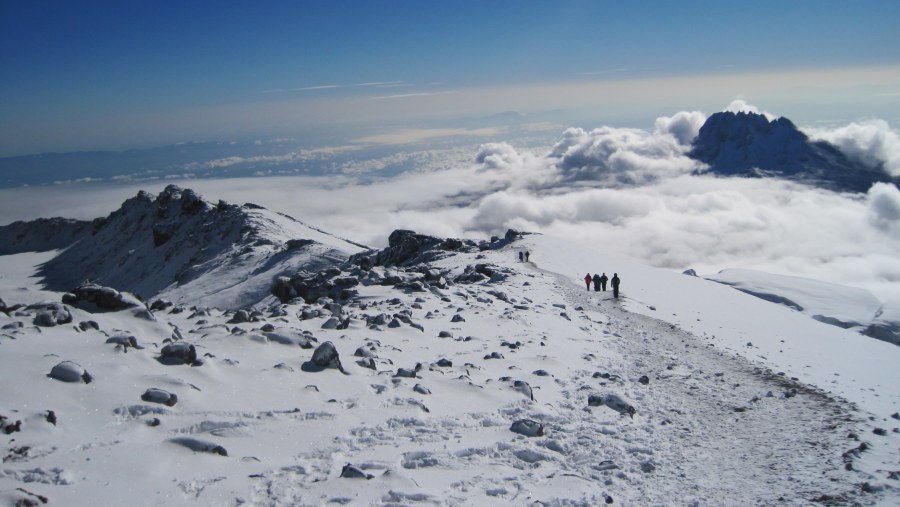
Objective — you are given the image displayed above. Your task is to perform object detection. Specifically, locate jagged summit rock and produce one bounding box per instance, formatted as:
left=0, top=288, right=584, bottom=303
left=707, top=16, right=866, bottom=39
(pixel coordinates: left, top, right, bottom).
left=16, top=185, right=364, bottom=309
left=689, top=111, right=897, bottom=192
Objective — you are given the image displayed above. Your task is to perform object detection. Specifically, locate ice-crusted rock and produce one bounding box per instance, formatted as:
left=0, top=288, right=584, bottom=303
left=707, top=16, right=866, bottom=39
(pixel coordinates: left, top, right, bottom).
left=510, top=419, right=544, bottom=437
left=159, top=342, right=198, bottom=365
left=105, top=334, right=142, bottom=349
left=588, top=393, right=636, bottom=418
left=141, top=388, right=178, bottom=407
left=168, top=437, right=227, bottom=456
left=48, top=361, right=93, bottom=384
left=340, top=463, right=373, bottom=479
left=62, top=283, right=142, bottom=312
left=30, top=302, right=72, bottom=327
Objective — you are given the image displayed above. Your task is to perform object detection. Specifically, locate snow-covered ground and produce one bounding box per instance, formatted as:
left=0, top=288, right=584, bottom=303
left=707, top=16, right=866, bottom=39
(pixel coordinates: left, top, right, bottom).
left=1, top=233, right=898, bottom=506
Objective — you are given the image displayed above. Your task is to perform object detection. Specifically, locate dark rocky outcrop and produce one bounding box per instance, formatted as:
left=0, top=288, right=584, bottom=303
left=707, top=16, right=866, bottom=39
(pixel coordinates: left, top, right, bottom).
left=62, top=283, right=142, bottom=312
left=273, top=268, right=360, bottom=304
left=351, top=229, right=475, bottom=269
left=689, top=111, right=898, bottom=192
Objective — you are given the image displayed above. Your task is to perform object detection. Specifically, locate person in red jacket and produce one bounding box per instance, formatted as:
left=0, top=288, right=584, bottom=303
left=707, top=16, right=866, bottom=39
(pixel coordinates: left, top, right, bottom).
left=584, top=273, right=592, bottom=291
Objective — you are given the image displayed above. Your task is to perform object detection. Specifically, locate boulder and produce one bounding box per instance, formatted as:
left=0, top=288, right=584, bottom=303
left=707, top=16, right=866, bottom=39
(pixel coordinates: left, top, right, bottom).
left=510, top=419, right=544, bottom=437
left=29, top=302, right=72, bottom=327
left=159, top=342, right=198, bottom=365
left=49, top=361, right=93, bottom=384
left=306, top=341, right=345, bottom=372
left=64, top=283, right=142, bottom=311
left=141, top=388, right=178, bottom=407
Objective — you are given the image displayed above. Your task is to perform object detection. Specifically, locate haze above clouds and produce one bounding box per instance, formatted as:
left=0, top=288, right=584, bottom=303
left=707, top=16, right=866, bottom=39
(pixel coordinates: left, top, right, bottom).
left=2, top=1, right=900, bottom=156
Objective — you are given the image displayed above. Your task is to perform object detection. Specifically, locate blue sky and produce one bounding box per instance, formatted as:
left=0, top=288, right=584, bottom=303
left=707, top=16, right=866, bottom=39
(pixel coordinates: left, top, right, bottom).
left=2, top=0, right=899, bottom=156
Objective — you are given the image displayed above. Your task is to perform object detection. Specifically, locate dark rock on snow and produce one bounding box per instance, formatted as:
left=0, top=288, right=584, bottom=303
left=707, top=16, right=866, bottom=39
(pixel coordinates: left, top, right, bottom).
left=63, top=283, right=142, bottom=311
left=48, top=361, right=93, bottom=384
left=159, top=342, right=198, bottom=365
left=141, top=388, right=178, bottom=407
left=510, top=419, right=545, bottom=437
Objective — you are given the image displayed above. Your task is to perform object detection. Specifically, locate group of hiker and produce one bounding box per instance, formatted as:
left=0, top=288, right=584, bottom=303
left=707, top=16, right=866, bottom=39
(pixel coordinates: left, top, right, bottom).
left=584, top=272, right=620, bottom=298
left=518, top=251, right=530, bottom=262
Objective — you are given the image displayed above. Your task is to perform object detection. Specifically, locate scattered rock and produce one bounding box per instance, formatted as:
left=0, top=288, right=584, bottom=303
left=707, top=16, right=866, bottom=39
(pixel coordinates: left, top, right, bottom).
left=46, top=410, right=56, bottom=426
left=3, top=419, right=22, bottom=434
left=436, top=358, right=452, bottom=367
left=356, top=358, right=376, bottom=370
left=353, top=346, right=376, bottom=358
left=64, top=283, right=142, bottom=311
left=512, top=380, right=534, bottom=401
left=340, top=463, right=373, bottom=480
left=413, top=384, right=431, bottom=395
left=304, top=341, right=346, bottom=373
left=48, top=361, right=93, bottom=384
left=159, top=342, right=198, bottom=365
left=638, top=375, right=650, bottom=385
left=168, top=437, right=228, bottom=456
left=78, top=320, right=100, bottom=331
left=31, top=303, right=72, bottom=327
left=510, top=419, right=544, bottom=437
left=588, top=393, right=636, bottom=419
left=141, top=388, right=178, bottom=407
left=105, top=334, right=142, bottom=350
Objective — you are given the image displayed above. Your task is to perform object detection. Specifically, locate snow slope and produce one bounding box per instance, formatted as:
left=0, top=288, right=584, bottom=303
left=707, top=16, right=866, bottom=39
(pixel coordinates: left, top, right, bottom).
left=25, top=185, right=367, bottom=309
left=1, top=229, right=897, bottom=506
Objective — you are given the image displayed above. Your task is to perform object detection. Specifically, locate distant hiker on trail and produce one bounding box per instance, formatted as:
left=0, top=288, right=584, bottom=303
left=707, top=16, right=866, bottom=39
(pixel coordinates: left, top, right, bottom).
left=519, top=251, right=524, bottom=262
left=592, top=273, right=601, bottom=292
left=599, top=273, right=608, bottom=291
left=584, top=273, right=592, bottom=291
left=525, top=251, right=530, bottom=262
left=611, top=273, right=620, bottom=299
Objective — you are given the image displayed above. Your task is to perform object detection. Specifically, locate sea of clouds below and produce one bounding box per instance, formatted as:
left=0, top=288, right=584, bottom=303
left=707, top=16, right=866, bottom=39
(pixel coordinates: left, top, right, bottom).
left=2, top=101, right=900, bottom=319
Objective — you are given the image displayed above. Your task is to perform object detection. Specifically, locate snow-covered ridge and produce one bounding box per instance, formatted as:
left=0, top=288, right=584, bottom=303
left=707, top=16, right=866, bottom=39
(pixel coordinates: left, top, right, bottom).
left=705, top=268, right=899, bottom=346
left=1, top=185, right=367, bottom=309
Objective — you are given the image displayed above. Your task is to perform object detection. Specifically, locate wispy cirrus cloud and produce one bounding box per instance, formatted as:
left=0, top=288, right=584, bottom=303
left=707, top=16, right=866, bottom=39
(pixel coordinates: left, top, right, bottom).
left=261, top=81, right=408, bottom=95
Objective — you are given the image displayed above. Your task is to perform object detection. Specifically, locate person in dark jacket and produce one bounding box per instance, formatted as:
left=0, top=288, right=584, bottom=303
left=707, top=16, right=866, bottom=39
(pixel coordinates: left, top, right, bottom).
left=584, top=273, right=592, bottom=291
left=611, top=273, right=620, bottom=298
left=525, top=251, right=530, bottom=262
left=592, top=274, right=601, bottom=291
left=519, top=251, right=524, bottom=262
left=599, top=273, right=608, bottom=291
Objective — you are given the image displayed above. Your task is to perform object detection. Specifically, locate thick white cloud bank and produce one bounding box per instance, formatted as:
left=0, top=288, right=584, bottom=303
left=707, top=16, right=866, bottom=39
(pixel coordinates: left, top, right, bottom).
left=2, top=106, right=899, bottom=319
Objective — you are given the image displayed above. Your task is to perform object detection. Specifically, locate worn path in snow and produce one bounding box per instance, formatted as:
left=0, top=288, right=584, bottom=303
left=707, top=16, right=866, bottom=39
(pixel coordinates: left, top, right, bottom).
left=525, top=262, right=868, bottom=505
